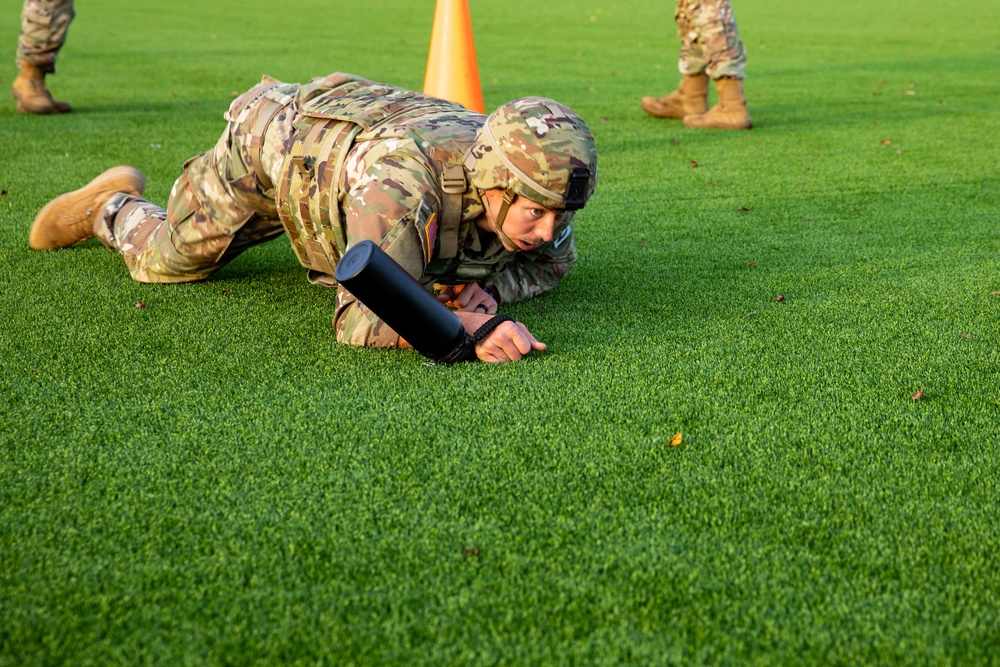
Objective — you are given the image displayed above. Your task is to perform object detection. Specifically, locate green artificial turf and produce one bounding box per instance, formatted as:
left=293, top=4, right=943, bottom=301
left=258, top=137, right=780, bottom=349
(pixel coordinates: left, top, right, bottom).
left=2, top=0, right=1000, bottom=664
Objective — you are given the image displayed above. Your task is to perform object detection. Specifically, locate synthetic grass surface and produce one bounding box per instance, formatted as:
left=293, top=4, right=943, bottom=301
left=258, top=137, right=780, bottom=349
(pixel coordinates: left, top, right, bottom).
left=2, top=0, right=1000, bottom=664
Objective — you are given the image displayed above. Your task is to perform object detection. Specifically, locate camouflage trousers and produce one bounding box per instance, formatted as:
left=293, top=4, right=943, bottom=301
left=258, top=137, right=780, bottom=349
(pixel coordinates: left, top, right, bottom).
left=16, top=0, right=74, bottom=72
left=94, top=80, right=302, bottom=283
left=675, top=0, right=746, bottom=80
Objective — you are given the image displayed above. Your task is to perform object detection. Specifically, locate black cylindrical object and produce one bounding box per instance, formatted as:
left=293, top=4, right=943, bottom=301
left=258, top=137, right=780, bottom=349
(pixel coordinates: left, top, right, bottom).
left=334, top=240, right=476, bottom=363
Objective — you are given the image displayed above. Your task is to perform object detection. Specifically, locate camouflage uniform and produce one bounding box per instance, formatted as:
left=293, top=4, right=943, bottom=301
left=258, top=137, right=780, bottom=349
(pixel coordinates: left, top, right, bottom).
left=95, top=74, right=582, bottom=349
left=16, top=0, right=74, bottom=73
left=675, top=0, right=746, bottom=80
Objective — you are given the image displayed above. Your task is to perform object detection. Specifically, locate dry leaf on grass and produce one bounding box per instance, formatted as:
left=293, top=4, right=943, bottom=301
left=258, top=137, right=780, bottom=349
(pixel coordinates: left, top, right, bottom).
left=911, top=389, right=924, bottom=401
left=668, top=433, right=683, bottom=446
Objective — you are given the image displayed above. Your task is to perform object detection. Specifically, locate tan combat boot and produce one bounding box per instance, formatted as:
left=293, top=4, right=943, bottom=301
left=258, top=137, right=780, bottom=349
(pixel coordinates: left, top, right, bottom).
left=12, top=62, right=72, bottom=114
left=640, top=73, right=708, bottom=118
left=29, top=166, right=146, bottom=250
left=683, top=77, right=752, bottom=130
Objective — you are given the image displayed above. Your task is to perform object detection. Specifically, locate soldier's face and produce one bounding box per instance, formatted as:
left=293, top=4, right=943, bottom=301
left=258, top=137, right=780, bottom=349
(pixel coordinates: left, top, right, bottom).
left=481, top=190, right=560, bottom=252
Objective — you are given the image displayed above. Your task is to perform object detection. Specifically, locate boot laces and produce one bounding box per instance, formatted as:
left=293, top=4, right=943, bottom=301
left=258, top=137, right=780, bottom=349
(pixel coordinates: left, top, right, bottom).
left=60, top=205, right=97, bottom=229
left=24, top=74, right=54, bottom=98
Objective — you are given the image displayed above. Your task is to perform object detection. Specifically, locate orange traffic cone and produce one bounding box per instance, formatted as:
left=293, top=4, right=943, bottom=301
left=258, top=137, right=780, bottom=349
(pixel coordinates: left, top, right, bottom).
left=423, top=0, right=485, bottom=113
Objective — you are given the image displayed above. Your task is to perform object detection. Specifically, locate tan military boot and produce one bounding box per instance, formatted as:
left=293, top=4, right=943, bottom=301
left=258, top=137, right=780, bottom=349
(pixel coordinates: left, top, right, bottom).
left=640, top=73, right=708, bottom=118
left=29, top=166, right=145, bottom=250
left=683, top=77, right=752, bottom=130
left=12, top=62, right=72, bottom=114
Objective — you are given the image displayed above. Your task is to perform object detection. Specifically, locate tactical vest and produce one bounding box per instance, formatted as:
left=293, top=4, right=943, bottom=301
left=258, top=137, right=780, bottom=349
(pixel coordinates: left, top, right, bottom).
left=274, top=77, right=483, bottom=277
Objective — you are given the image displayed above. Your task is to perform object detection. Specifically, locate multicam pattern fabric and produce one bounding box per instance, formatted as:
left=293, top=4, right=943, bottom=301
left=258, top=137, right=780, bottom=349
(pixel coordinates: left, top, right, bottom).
left=95, top=74, right=583, bottom=349
left=93, top=93, right=287, bottom=283
left=675, top=0, right=747, bottom=80
left=16, top=0, right=74, bottom=72
left=275, top=77, right=485, bottom=277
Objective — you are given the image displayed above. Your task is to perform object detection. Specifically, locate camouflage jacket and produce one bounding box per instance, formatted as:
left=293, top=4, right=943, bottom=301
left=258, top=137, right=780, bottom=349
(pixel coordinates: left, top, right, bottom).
left=274, top=74, right=577, bottom=348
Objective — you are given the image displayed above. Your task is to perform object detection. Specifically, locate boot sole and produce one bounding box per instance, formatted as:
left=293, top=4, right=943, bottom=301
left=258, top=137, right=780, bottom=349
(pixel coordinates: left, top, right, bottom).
left=15, top=101, right=54, bottom=114
left=14, top=98, right=72, bottom=114
left=683, top=118, right=753, bottom=130
left=29, top=166, right=146, bottom=250
left=641, top=97, right=706, bottom=119
left=683, top=109, right=753, bottom=130
left=12, top=88, right=62, bottom=114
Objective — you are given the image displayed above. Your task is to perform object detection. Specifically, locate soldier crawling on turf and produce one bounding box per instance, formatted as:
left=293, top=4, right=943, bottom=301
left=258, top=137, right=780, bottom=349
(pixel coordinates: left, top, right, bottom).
left=28, top=72, right=599, bottom=363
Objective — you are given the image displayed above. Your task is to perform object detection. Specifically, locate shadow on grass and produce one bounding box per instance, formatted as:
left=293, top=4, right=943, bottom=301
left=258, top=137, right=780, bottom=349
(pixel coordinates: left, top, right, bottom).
left=62, top=99, right=234, bottom=115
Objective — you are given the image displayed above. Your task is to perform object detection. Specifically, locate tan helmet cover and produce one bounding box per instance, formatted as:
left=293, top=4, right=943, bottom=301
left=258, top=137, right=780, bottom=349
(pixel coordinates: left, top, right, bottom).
left=464, top=97, right=598, bottom=211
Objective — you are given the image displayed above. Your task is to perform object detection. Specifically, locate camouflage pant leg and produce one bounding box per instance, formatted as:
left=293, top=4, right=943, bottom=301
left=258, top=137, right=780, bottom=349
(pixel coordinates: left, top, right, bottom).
left=16, top=0, right=74, bottom=72
left=675, top=0, right=747, bottom=79
left=94, top=133, right=285, bottom=284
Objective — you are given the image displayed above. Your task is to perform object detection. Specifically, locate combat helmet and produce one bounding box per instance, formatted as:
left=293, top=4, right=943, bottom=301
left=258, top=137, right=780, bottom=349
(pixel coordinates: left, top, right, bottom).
left=464, top=97, right=598, bottom=244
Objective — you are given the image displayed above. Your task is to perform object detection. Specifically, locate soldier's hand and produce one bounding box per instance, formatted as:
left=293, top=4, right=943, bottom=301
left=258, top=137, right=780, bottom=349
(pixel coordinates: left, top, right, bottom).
left=454, top=311, right=546, bottom=363
left=435, top=282, right=498, bottom=314
left=477, top=320, right=546, bottom=363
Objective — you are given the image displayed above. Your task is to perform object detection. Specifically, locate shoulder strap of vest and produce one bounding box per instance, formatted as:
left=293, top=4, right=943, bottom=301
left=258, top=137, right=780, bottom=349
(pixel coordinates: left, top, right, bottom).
left=437, top=163, right=466, bottom=260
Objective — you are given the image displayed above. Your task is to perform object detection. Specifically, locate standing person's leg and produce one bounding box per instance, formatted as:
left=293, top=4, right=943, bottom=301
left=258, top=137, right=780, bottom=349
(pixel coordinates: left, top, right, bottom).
left=682, top=0, right=752, bottom=129
left=641, top=0, right=709, bottom=119
left=13, top=0, right=74, bottom=114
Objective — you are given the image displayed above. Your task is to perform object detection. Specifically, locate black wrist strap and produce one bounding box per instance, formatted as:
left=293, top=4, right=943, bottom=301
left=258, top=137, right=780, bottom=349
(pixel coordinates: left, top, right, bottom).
left=433, top=333, right=477, bottom=364
left=472, top=314, right=514, bottom=344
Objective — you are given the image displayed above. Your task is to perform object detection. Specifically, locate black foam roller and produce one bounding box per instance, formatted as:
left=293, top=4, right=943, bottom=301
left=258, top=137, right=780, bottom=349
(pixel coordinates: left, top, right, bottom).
left=335, top=240, right=475, bottom=363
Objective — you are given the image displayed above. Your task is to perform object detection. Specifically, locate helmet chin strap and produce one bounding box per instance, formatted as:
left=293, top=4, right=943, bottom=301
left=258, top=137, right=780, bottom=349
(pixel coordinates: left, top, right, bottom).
left=484, top=189, right=519, bottom=250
